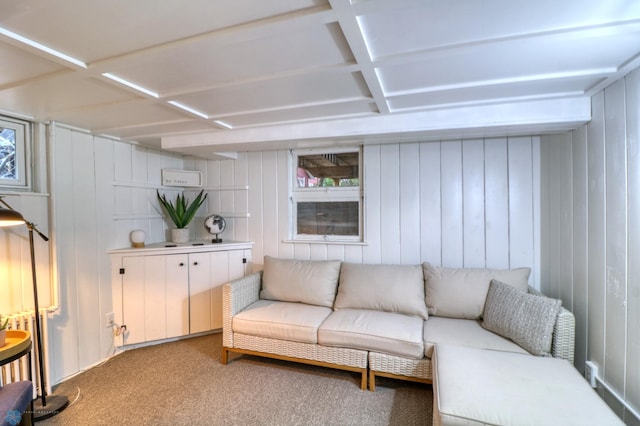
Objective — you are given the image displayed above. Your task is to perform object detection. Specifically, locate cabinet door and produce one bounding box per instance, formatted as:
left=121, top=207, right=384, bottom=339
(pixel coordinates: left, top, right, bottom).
left=209, top=251, right=231, bottom=330
left=121, top=256, right=146, bottom=345
left=188, top=252, right=212, bottom=334
left=121, top=254, right=189, bottom=345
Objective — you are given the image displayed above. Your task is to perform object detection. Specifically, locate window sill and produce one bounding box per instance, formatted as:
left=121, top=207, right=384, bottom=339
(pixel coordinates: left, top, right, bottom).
left=282, top=240, right=368, bottom=246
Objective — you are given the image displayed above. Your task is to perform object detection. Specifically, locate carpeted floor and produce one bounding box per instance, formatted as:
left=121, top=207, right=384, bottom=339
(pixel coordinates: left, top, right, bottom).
left=39, top=333, right=433, bottom=425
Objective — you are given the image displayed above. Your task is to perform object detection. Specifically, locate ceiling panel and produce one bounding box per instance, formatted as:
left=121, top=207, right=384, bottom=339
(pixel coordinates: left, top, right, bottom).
left=53, top=102, right=187, bottom=130
left=377, top=29, right=640, bottom=95
left=173, top=71, right=371, bottom=117
left=225, top=100, right=378, bottom=127
left=0, top=76, right=136, bottom=118
left=357, top=0, right=640, bottom=59
left=388, top=76, right=602, bottom=111
left=105, top=22, right=354, bottom=94
left=0, top=42, right=67, bottom=86
left=0, top=0, right=328, bottom=62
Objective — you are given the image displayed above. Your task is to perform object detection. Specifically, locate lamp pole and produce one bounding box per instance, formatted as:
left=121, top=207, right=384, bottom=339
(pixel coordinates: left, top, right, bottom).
left=0, top=197, right=68, bottom=420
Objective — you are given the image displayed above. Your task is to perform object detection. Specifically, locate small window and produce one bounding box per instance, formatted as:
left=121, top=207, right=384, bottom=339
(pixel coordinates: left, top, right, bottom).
left=290, top=148, right=362, bottom=242
left=0, top=116, right=31, bottom=189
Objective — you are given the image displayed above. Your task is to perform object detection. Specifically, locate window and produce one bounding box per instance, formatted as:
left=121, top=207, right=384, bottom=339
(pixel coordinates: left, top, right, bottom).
left=0, top=116, right=31, bottom=189
left=290, top=148, right=362, bottom=242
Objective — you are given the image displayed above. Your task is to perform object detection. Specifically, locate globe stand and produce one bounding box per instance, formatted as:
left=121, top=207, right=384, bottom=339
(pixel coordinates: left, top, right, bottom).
left=211, top=235, right=223, bottom=243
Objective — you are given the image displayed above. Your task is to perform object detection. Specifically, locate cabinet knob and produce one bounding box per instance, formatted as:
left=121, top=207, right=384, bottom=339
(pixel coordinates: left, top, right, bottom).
left=179, top=262, right=184, bottom=267
left=193, top=261, right=199, bottom=266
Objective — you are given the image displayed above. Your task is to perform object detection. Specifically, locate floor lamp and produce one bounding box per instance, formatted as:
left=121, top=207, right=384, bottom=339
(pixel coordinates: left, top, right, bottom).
left=0, top=197, right=69, bottom=421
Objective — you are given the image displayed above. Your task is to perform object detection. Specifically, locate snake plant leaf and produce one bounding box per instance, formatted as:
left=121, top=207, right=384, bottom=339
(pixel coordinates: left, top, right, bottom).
left=157, top=189, right=208, bottom=228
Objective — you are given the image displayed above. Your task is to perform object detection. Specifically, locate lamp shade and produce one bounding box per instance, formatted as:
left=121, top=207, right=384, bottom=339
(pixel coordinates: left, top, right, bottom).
left=0, top=208, right=26, bottom=227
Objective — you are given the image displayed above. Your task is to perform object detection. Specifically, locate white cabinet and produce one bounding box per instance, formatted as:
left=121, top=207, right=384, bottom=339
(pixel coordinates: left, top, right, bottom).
left=110, top=241, right=252, bottom=346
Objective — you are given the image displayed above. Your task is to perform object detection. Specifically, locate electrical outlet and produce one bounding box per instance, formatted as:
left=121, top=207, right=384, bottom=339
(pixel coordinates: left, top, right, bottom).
left=105, top=312, right=115, bottom=328
left=585, top=361, right=598, bottom=388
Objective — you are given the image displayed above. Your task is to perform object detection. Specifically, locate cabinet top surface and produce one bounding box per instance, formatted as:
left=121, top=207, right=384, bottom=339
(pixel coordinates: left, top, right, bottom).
left=108, top=240, right=253, bottom=255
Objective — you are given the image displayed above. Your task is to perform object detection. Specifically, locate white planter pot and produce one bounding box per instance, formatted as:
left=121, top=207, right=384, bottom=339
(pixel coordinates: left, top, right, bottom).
left=171, top=228, right=190, bottom=243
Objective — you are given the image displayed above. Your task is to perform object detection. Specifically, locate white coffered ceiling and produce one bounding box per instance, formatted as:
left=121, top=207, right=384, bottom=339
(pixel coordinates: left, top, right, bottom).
left=1, top=0, right=639, bottom=158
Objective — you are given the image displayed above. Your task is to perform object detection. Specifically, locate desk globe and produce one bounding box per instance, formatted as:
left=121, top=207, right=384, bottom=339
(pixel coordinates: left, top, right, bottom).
left=205, top=214, right=226, bottom=243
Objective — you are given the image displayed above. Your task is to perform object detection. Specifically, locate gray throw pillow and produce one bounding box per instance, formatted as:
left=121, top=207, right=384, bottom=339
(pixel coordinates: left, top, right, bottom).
left=482, top=279, right=561, bottom=356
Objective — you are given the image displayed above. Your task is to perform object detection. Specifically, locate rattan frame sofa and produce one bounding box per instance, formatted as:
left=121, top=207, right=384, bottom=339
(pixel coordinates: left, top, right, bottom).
left=221, top=257, right=576, bottom=392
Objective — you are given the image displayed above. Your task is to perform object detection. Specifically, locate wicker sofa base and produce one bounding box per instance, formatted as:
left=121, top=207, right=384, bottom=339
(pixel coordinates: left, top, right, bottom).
left=368, top=352, right=432, bottom=391
left=222, top=333, right=369, bottom=390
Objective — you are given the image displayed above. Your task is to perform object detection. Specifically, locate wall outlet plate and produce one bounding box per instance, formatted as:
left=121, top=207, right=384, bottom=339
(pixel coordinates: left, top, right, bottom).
left=585, top=361, right=598, bottom=388
left=105, top=312, right=115, bottom=328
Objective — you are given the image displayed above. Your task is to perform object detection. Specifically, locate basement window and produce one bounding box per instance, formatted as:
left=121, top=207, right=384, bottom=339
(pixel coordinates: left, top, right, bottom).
left=0, top=116, right=31, bottom=189
left=290, top=148, right=362, bottom=242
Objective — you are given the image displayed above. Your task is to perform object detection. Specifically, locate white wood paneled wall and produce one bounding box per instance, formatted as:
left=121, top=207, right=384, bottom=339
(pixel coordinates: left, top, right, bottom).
left=48, top=125, right=541, bottom=385
left=235, top=137, right=540, bottom=282
left=541, top=66, right=640, bottom=423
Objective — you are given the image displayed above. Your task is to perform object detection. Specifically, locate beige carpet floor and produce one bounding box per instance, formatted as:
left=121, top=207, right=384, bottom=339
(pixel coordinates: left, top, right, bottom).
left=39, top=333, right=433, bottom=425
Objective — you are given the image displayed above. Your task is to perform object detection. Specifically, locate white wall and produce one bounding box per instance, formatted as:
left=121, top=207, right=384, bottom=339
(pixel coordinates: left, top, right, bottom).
left=541, top=67, right=640, bottom=424
left=46, top=128, right=541, bottom=385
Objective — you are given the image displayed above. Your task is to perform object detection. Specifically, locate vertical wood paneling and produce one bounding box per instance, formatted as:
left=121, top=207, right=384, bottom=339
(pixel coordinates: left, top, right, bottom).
left=542, top=70, right=640, bottom=420
left=260, top=151, right=278, bottom=261
left=50, top=126, right=80, bottom=381
left=587, top=91, right=607, bottom=374
left=380, top=144, right=401, bottom=264
left=604, top=79, right=628, bottom=394
left=572, top=125, right=589, bottom=375
left=419, top=142, right=441, bottom=265
left=363, top=145, right=382, bottom=263
left=508, top=137, right=535, bottom=271
left=277, top=150, right=294, bottom=259
left=399, top=143, right=421, bottom=264
left=247, top=152, right=264, bottom=266
left=440, top=141, right=463, bottom=267
left=557, top=133, right=573, bottom=306
left=484, top=138, right=510, bottom=269
left=626, top=67, right=640, bottom=421
left=71, top=131, right=101, bottom=368
left=462, top=139, right=485, bottom=268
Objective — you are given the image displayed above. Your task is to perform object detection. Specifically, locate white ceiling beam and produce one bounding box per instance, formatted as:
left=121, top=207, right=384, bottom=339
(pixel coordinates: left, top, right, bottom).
left=329, top=0, right=389, bottom=114
left=162, top=97, right=590, bottom=149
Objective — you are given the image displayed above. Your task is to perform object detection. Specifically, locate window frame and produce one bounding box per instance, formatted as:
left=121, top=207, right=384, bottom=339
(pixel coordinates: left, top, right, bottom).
left=0, top=115, right=32, bottom=189
left=289, top=147, right=363, bottom=242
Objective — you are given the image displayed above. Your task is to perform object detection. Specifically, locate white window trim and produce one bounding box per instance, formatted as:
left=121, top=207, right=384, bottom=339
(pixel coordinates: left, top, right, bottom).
left=0, top=116, right=32, bottom=189
left=289, top=147, right=363, bottom=242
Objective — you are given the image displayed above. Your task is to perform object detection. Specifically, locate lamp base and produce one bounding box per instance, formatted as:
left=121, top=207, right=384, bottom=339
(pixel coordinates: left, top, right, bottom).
left=33, top=394, right=69, bottom=421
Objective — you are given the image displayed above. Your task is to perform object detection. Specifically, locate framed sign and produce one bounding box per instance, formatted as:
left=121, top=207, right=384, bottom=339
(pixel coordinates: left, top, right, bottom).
left=161, top=169, right=202, bottom=187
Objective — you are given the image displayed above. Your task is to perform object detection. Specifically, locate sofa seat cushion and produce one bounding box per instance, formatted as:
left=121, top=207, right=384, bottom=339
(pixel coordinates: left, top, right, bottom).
left=318, top=309, right=424, bottom=359
left=423, top=317, right=528, bottom=358
left=433, top=344, right=623, bottom=426
left=334, top=263, right=428, bottom=319
left=233, top=300, right=332, bottom=344
left=423, top=262, right=530, bottom=319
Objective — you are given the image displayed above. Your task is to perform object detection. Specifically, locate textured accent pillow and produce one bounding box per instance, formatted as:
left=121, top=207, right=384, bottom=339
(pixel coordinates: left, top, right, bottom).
left=259, top=256, right=341, bottom=308
left=333, top=263, right=428, bottom=319
left=482, top=279, right=562, bottom=356
left=423, top=262, right=531, bottom=319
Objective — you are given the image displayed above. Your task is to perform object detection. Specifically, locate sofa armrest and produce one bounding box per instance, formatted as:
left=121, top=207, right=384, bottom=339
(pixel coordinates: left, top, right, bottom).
left=222, top=271, right=262, bottom=348
left=528, top=286, right=576, bottom=363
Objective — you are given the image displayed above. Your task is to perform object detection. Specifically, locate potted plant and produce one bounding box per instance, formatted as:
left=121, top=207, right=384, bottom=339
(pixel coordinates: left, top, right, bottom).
left=0, top=315, right=9, bottom=347
left=157, top=189, right=208, bottom=243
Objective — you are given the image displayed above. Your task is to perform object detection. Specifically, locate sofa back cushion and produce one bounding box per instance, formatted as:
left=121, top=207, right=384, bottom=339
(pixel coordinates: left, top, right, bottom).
left=423, top=262, right=530, bottom=319
left=260, top=256, right=341, bottom=308
left=334, top=263, right=428, bottom=319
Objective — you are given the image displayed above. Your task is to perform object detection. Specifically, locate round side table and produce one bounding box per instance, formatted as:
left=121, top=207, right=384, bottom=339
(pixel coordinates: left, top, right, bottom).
left=0, top=330, right=32, bottom=370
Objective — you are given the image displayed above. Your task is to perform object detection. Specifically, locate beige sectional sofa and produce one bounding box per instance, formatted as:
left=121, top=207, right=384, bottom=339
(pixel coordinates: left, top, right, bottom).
left=221, top=256, right=575, bottom=391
